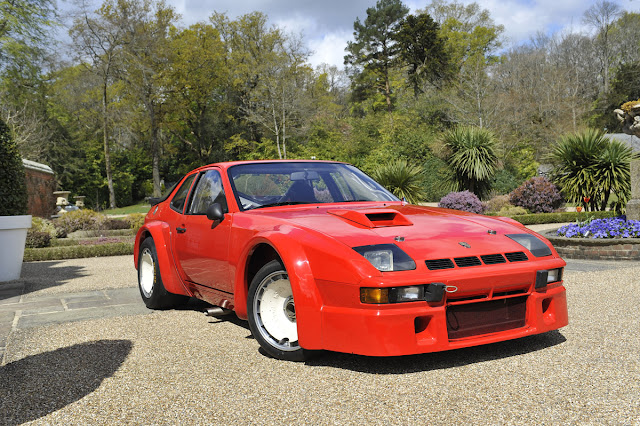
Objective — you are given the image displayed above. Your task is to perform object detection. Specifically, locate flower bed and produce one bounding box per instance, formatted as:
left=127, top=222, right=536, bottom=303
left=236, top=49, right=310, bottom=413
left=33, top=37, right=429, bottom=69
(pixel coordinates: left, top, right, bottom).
left=546, top=217, right=640, bottom=260
left=557, top=217, right=640, bottom=239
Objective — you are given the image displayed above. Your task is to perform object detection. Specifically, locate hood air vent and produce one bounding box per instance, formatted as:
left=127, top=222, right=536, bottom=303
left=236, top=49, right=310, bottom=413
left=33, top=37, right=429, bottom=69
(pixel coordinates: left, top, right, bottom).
left=425, top=258, right=455, bottom=270
left=328, top=209, right=413, bottom=228
left=454, top=256, right=482, bottom=268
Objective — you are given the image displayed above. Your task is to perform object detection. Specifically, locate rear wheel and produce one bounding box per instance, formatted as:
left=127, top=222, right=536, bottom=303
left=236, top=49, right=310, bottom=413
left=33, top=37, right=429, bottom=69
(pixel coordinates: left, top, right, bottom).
left=138, top=237, right=188, bottom=309
left=247, top=260, right=309, bottom=361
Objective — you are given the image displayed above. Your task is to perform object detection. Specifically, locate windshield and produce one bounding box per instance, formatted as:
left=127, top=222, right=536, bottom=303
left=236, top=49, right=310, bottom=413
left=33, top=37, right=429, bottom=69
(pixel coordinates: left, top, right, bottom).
left=228, top=162, right=398, bottom=211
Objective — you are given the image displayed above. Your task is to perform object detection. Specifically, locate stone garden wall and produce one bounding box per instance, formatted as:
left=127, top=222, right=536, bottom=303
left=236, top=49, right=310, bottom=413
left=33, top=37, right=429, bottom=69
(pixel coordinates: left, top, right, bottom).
left=546, top=234, right=640, bottom=261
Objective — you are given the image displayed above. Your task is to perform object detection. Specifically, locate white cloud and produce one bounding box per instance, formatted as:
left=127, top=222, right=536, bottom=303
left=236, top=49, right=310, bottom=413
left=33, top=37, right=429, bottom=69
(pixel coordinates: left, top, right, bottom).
left=308, top=30, right=353, bottom=68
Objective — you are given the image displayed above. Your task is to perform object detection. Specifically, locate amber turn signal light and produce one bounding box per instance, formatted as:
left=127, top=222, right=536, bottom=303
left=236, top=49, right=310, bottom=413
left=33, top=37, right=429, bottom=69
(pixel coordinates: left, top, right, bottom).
left=360, top=288, right=389, bottom=304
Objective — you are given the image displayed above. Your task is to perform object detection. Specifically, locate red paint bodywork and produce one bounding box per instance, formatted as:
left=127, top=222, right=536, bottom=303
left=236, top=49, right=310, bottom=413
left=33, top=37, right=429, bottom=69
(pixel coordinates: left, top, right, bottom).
left=134, top=160, right=568, bottom=356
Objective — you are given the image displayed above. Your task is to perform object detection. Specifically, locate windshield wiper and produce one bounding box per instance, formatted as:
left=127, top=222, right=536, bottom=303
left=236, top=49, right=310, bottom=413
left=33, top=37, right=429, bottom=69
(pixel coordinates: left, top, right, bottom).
left=249, top=201, right=310, bottom=210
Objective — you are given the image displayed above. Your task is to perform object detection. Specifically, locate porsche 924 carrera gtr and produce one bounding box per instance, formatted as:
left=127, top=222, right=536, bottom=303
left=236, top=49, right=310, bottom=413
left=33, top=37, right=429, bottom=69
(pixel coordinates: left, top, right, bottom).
left=134, top=160, right=568, bottom=361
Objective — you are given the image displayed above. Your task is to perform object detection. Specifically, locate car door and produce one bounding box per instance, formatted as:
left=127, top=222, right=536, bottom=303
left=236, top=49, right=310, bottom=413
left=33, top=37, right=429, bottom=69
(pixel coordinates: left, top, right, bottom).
left=172, top=168, right=232, bottom=293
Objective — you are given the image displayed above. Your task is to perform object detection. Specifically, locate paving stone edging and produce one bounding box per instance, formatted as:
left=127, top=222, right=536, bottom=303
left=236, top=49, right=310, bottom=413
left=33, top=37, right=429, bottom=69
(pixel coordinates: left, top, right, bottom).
left=545, top=232, right=640, bottom=260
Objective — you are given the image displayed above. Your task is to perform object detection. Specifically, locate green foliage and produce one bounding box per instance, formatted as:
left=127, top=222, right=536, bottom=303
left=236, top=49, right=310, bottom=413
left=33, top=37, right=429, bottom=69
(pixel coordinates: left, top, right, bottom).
left=124, top=213, right=146, bottom=231
left=31, top=217, right=57, bottom=238
left=490, top=169, right=520, bottom=195
left=509, top=211, right=616, bottom=225
left=25, top=231, right=51, bottom=248
left=23, top=242, right=134, bottom=261
left=372, top=159, right=426, bottom=204
left=551, top=129, right=638, bottom=211
left=53, top=209, right=106, bottom=234
left=485, top=194, right=512, bottom=213
left=497, top=205, right=527, bottom=216
left=0, top=119, right=28, bottom=215
left=345, top=0, right=409, bottom=110
left=395, top=12, right=450, bottom=95
left=442, top=126, right=498, bottom=199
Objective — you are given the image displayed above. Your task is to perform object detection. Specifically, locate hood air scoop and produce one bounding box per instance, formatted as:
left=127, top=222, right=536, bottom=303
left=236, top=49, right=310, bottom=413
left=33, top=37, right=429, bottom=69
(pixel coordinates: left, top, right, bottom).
left=328, top=209, right=413, bottom=228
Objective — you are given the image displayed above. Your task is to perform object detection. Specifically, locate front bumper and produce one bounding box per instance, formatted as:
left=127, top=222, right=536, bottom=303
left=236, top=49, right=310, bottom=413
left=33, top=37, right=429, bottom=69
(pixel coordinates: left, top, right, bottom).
left=313, top=263, right=568, bottom=356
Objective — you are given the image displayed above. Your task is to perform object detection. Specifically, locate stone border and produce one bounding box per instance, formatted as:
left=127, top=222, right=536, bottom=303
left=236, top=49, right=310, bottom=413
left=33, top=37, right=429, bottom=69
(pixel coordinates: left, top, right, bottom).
left=544, top=231, right=640, bottom=261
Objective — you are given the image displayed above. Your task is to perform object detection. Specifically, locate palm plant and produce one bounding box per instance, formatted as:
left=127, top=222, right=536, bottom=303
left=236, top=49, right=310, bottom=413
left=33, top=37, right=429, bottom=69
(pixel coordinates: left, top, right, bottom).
left=372, top=159, right=426, bottom=204
left=551, top=129, right=638, bottom=211
left=442, top=126, right=498, bottom=199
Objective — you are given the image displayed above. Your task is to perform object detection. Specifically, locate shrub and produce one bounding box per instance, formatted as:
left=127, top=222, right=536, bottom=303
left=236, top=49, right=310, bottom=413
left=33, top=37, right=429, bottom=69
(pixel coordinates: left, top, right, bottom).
left=103, top=218, right=131, bottom=230
left=372, top=159, right=426, bottom=204
left=439, top=191, right=486, bottom=214
left=0, top=118, right=28, bottom=216
left=31, top=217, right=57, bottom=238
left=53, top=209, right=106, bottom=234
left=509, top=177, right=563, bottom=213
left=498, top=205, right=528, bottom=216
left=23, top=242, right=134, bottom=261
left=25, top=231, right=52, bottom=248
left=485, top=195, right=512, bottom=213
left=125, top=213, right=146, bottom=231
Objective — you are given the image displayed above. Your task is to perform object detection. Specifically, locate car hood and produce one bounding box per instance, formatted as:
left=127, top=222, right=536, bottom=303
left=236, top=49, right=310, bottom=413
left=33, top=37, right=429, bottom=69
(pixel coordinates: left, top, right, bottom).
left=249, top=204, right=548, bottom=261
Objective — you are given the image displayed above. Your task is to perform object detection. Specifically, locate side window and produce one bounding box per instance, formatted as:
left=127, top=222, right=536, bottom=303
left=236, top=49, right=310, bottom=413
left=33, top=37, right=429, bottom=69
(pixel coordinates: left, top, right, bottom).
left=170, top=174, right=196, bottom=213
left=188, top=169, right=228, bottom=215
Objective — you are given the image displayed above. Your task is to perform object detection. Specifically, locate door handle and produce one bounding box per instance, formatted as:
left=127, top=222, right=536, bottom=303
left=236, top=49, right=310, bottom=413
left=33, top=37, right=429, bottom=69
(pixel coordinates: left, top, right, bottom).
left=176, top=226, right=186, bottom=234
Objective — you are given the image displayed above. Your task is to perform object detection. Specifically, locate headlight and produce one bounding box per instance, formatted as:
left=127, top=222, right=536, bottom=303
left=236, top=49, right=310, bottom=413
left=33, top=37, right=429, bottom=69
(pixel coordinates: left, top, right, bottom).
left=506, top=234, right=552, bottom=257
left=353, top=244, right=416, bottom=272
left=536, top=268, right=563, bottom=289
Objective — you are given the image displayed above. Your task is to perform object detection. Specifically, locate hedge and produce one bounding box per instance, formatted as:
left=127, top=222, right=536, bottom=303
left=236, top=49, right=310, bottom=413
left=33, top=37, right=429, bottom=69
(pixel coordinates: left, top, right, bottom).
left=506, top=211, right=617, bottom=225
left=24, top=242, right=134, bottom=262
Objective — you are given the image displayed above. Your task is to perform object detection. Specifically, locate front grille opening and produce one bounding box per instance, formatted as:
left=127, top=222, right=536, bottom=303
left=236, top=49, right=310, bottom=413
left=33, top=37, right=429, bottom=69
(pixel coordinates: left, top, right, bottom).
left=425, top=258, right=455, bottom=270
left=505, top=252, right=528, bottom=262
left=454, top=256, right=482, bottom=268
left=481, top=254, right=506, bottom=265
left=447, top=296, right=527, bottom=339
left=493, top=289, right=528, bottom=298
left=447, top=294, right=488, bottom=303
left=414, top=316, right=430, bottom=333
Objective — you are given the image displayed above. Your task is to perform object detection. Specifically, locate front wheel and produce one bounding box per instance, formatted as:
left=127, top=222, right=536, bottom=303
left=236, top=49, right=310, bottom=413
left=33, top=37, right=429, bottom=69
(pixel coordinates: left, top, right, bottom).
left=138, top=237, right=188, bottom=309
left=247, top=260, right=309, bottom=361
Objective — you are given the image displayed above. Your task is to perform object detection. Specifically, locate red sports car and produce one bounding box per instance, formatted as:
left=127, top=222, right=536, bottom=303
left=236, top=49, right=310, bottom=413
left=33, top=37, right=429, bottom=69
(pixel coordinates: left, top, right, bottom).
left=134, top=160, right=568, bottom=361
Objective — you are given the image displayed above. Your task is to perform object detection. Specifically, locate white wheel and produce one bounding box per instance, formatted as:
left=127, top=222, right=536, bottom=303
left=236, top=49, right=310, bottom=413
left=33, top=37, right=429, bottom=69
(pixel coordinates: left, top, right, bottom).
left=139, top=247, right=155, bottom=298
left=253, top=271, right=299, bottom=351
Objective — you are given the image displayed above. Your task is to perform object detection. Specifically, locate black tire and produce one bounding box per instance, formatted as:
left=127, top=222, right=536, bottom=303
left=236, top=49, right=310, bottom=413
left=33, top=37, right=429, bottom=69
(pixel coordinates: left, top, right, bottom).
left=138, top=237, right=189, bottom=309
left=247, top=260, right=310, bottom=361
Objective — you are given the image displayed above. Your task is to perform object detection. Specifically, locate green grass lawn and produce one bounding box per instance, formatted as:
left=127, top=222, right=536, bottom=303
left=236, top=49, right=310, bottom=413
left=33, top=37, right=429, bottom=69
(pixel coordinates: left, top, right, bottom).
left=103, top=202, right=151, bottom=215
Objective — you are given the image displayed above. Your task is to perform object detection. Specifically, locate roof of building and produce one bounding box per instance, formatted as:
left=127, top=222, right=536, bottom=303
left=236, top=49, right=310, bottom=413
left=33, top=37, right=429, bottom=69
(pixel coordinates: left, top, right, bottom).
left=22, top=159, right=54, bottom=174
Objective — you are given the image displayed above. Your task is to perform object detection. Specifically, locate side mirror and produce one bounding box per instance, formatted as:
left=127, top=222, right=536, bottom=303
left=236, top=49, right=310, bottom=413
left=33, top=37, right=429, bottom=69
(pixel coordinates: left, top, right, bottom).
left=206, top=203, right=225, bottom=221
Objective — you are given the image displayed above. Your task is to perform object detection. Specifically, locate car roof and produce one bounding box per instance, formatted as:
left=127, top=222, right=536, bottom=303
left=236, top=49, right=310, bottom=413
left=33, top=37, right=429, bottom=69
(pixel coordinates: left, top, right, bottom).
left=191, top=159, right=348, bottom=173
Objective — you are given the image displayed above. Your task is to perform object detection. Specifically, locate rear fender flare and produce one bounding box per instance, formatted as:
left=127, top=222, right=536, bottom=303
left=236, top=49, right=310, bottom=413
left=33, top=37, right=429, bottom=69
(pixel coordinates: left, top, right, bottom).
left=134, top=221, right=191, bottom=297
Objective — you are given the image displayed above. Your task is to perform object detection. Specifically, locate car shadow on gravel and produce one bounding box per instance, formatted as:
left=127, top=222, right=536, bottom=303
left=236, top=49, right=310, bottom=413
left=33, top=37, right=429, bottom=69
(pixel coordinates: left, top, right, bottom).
left=306, top=331, right=567, bottom=374
left=0, top=339, right=132, bottom=425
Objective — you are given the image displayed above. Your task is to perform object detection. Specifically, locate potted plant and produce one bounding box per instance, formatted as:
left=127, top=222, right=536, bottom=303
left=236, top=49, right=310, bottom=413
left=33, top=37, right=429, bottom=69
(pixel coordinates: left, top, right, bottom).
left=0, top=118, right=31, bottom=282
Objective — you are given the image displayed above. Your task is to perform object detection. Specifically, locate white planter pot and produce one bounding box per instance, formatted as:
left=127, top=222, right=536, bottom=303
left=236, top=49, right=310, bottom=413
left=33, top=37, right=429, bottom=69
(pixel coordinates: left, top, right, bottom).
left=0, top=215, right=32, bottom=282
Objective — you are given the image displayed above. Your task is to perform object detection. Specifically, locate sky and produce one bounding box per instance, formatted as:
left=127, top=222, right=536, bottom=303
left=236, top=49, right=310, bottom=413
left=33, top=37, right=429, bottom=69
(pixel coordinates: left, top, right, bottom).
left=64, top=0, right=640, bottom=68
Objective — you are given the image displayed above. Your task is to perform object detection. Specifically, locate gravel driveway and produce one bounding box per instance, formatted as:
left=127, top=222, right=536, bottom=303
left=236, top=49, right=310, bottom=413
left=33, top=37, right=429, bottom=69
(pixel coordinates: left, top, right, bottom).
left=1, top=258, right=639, bottom=424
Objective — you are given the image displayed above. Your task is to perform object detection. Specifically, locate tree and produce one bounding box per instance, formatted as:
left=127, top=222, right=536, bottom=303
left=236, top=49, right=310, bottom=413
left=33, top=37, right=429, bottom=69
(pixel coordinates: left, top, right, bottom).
left=425, top=0, right=504, bottom=128
left=70, top=0, right=130, bottom=208
left=345, top=0, right=409, bottom=113
left=442, top=126, right=498, bottom=199
left=0, top=118, right=28, bottom=215
left=117, top=0, right=177, bottom=197
left=394, top=12, right=450, bottom=96
left=583, top=0, right=621, bottom=95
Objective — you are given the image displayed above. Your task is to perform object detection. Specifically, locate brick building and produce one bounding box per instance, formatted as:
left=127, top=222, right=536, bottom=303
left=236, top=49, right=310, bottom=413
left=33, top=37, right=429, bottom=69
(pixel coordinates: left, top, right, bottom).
left=23, top=159, right=56, bottom=218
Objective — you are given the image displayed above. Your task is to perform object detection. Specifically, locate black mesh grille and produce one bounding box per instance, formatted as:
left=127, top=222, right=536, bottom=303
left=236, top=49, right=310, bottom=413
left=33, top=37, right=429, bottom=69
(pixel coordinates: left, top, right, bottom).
left=454, top=256, right=482, bottom=268
left=425, top=258, right=455, bottom=270
left=481, top=254, right=506, bottom=265
left=505, top=252, right=528, bottom=262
